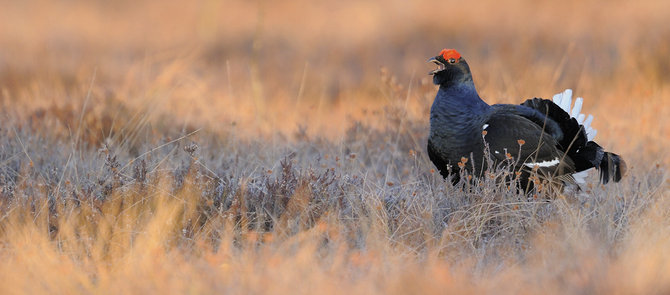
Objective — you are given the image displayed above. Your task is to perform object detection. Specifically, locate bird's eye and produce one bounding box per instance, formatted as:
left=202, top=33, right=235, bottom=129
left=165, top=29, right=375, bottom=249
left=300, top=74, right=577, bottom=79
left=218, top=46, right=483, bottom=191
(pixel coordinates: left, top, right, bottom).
left=449, top=58, right=456, bottom=63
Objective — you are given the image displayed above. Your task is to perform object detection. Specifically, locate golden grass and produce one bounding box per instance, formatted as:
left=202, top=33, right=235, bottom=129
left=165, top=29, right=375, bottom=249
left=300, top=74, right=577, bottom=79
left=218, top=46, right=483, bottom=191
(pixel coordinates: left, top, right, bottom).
left=1, top=0, right=669, bottom=293
left=0, top=169, right=667, bottom=294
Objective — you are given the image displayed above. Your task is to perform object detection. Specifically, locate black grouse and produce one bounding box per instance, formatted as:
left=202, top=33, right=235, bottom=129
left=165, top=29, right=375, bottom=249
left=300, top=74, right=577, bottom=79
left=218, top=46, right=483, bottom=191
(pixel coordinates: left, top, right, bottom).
left=427, top=48, right=626, bottom=189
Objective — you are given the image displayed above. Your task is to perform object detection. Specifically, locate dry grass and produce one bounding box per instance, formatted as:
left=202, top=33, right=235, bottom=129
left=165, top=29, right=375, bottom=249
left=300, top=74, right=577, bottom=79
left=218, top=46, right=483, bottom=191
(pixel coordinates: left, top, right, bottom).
left=0, top=0, right=669, bottom=294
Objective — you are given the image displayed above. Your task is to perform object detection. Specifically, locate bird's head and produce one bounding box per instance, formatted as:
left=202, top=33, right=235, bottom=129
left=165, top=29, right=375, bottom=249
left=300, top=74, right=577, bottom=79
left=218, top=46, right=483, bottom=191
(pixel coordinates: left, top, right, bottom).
left=428, top=49, right=472, bottom=87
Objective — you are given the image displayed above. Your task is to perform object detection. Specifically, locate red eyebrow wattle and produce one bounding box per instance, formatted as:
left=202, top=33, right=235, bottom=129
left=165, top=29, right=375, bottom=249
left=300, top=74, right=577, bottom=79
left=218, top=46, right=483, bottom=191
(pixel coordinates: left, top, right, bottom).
left=440, top=49, right=461, bottom=60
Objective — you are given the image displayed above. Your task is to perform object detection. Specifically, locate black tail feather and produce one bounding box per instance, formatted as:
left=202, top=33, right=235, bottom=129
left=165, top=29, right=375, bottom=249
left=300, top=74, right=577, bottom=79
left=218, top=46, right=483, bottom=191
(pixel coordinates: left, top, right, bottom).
left=599, top=152, right=626, bottom=183
left=572, top=141, right=604, bottom=172
left=521, top=98, right=588, bottom=151
left=521, top=98, right=626, bottom=184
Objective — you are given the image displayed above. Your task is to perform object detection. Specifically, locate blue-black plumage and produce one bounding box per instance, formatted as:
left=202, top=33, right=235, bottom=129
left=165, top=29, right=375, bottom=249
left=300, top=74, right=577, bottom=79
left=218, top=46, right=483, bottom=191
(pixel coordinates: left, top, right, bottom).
left=427, top=49, right=626, bottom=189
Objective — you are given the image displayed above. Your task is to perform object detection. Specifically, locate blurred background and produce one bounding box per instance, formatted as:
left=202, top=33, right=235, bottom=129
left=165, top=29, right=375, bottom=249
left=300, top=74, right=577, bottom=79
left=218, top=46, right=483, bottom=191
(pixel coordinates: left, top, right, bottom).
left=2, top=2, right=669, bottom=293
left=1, top=0, right=668, bottom=162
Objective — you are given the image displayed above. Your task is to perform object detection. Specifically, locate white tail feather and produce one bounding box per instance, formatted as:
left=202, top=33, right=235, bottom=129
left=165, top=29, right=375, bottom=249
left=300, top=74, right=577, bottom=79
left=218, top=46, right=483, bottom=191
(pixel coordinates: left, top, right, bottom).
left=572, top=170, right=589, bottom=184
left=555, top=89, right=572, bottom=113
left=552, top=89, right=598, bottom=141
left=551, top=89, right=600, bottom=184
left=571, top=97, right=583, bottom=118
left=583, top=115, right=596, bottom=141
left=588, top=129, right=597, bottom=141
left=583, top=114, right=594, bottom=128
left=552, top=92, right=563, bottom=106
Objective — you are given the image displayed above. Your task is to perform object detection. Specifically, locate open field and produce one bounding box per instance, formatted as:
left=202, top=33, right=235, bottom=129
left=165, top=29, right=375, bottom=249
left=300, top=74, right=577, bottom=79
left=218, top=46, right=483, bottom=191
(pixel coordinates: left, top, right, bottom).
left=1, top=0, right=669, bottom=293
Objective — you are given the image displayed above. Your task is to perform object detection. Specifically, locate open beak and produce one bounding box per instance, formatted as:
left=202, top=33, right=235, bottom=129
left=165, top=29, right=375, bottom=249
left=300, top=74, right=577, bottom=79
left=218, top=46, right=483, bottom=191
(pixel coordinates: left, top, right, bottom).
left=428, top=57, right=445, bottom=75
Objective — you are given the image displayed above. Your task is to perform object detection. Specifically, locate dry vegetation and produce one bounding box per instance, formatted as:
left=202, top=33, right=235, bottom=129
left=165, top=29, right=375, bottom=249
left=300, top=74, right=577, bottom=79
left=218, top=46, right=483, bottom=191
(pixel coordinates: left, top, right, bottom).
left=1, top=0, right=669, bottom=294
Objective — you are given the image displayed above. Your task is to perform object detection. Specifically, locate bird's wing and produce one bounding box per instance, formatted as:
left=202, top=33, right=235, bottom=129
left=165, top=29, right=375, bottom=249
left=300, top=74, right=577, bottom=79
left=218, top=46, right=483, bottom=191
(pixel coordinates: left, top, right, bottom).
left=483, top=112, right=575, bottom=177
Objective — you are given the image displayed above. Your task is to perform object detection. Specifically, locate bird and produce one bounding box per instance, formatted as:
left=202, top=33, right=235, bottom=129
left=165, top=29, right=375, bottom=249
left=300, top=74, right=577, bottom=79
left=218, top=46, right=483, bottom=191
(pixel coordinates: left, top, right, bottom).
left=426, top=48, right=626, bottom=191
